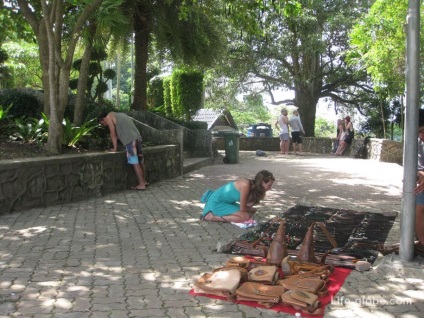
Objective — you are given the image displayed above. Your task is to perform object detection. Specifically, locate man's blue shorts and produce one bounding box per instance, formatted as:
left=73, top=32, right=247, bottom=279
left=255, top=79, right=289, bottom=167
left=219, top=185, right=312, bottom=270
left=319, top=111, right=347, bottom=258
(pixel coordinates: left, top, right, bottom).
left=125, top=138, right=144, bottom=165
left=417, top=191, right=424, bottom=205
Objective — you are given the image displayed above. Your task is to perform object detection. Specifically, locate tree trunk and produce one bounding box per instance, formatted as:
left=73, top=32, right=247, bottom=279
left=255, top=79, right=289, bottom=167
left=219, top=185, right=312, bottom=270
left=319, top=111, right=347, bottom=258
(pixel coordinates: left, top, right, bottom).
left=295, top=89, right=319, bottom=137
left=38, top=25, right=51, bottom=117
left=74, top=42, right=93, bottom=125
left=379, top=99, right=386, bottom=139
left=293, top=51, right=321, bottom=137
left=132, top=7, right=151, bottom=111
left=116, top=52, right=121, bottom=108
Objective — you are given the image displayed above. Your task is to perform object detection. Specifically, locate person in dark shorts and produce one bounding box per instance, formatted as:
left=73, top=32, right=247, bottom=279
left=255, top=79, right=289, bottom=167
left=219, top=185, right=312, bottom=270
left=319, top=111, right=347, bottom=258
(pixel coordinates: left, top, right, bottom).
left=289, top=109, right=305, bottom=155
left=334, top=116, right=354, bottom=156
left=414, top=109, right=424, bottom=248
left=97, top=112, right=148, bottom=190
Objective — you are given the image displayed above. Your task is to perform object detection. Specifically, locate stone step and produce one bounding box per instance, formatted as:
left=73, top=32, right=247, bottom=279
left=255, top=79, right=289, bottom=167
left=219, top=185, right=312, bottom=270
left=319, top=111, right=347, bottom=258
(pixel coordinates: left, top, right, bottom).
left=183, top=157, right=214, bottom=175
left=183, top=150, right=192, bottom=160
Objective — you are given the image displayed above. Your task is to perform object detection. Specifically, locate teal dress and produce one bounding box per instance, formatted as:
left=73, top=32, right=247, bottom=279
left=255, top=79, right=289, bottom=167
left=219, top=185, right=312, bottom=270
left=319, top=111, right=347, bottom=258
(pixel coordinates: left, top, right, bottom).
left=202, top=182, right=241, bottom=217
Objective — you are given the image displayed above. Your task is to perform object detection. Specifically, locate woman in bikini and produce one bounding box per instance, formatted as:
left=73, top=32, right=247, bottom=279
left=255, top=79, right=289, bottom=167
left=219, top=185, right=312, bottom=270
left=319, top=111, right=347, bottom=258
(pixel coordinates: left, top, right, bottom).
left=200, top=170, right=275, bottom=223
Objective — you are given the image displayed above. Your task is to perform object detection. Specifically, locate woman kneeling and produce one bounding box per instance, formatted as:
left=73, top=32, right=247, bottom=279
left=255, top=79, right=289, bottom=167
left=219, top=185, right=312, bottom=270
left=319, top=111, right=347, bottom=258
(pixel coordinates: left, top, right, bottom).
left=200, top=170, right=275, bottom=223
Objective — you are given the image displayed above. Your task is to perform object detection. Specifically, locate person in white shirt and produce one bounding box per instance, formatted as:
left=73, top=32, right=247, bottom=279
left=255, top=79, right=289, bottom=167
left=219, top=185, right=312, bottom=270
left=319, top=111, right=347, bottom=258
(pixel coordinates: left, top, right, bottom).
left=289, top=109, right=305, bottom=155
left=275, top=109, right=290, bottom=155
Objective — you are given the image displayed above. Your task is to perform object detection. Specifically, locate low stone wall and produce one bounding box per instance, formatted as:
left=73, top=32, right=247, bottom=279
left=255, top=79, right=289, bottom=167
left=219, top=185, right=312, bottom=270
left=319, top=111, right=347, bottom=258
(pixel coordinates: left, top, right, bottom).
left=0, top=145, right=181, bottom=215
left=215, top=136, right=403, bottom=164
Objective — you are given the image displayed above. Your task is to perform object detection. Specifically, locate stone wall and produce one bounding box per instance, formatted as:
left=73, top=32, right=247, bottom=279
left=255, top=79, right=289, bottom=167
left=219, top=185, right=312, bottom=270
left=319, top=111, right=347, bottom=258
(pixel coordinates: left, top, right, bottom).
left=0, top=145, right=181, bottom=215
left=215, top=136, right=403, bottom=164
left=129, top=111, right=213, bottom=158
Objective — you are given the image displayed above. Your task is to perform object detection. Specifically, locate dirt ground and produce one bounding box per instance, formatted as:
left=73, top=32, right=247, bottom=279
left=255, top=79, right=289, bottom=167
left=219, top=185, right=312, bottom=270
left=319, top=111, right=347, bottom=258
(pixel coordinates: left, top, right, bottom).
left=0, top=139, right=101, bottom=160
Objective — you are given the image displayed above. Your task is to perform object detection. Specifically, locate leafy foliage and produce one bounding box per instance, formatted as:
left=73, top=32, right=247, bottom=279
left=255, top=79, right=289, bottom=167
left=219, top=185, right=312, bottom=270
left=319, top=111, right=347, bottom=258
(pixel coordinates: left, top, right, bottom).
left=71, top=47, right=116, bottom=102
left=170, top=69, right=204, bottom=121
left=0, top=90, right=43, bottom=119
left=61, top=118, right=99, bottom=147
left=12, top=117, right=47, bottom=144
left=348, top=0, right=414, bottom=98
left=163, top=77, right=172, bottom=116
left=2, top=41, right=42, bottom=89
left=147, top=77, right=165, bottom=109
left=314, top=117, right=336, bottom=138
left=0, top=104, right=12, bottom=122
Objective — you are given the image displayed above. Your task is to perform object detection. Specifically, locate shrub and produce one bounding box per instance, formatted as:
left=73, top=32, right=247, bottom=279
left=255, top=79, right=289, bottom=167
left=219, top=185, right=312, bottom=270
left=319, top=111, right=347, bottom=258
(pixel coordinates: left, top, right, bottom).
left=0, top=89, right=43, bottom=119
left=12, top=117, right=47, bottom=144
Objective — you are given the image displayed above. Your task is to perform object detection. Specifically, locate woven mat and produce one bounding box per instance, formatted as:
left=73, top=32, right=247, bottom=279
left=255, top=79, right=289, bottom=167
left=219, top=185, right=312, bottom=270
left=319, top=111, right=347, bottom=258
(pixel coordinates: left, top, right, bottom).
left=230, top=205, right=397, bottom=267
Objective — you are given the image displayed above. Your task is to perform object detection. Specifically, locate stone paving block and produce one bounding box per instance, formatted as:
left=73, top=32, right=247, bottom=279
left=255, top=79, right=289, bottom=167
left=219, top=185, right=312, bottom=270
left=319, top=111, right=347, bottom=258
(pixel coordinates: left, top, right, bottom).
left=1, top=153, right=419, bottom=317
left=129, top=309, right=167, bottom=317
left=165, top=307, right=190, bottom=318
left=50, top=312, right=91, bottom=318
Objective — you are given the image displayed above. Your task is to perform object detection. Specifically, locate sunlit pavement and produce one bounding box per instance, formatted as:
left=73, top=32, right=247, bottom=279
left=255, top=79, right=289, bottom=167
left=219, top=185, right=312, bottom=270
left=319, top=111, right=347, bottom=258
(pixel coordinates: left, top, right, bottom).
left=0, top=151, right=422, bottom=318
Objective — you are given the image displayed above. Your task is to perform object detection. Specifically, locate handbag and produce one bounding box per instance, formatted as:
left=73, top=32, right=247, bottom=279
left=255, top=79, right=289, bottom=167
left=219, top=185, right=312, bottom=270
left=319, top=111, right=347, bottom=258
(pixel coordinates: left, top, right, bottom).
left=225, top=256, right=266, bottom=271
left=266, top=218, right=288, bottom=265
left=297, top=222, right=337, bottom=264
left=231, top=218, right=280, bottom=257
left=235, top=282, right=285, bottom=308
left=225, top=256, right=251, bottom=268
left=281, top=290, right=323, bottom=316
left=278, top=276, right=328, bottom=296
left=193, top=267, right=247, bottom=300
left=231, top=240, right=268, bottom=257
left=281, top=255, right=333, bottom=279
left=247, top=265, right=279, bottom=285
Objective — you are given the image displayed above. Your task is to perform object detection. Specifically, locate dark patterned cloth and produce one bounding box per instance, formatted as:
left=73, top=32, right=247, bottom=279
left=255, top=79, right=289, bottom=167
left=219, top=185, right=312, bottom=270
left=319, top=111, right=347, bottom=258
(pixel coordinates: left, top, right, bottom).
left=230, top=205, right=396, bottom=266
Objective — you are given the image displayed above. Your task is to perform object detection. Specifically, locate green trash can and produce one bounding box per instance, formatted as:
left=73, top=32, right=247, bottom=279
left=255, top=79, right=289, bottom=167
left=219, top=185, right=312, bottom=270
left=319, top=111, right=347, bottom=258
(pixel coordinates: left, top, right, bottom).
left=223, top=132, right=240, bottom=164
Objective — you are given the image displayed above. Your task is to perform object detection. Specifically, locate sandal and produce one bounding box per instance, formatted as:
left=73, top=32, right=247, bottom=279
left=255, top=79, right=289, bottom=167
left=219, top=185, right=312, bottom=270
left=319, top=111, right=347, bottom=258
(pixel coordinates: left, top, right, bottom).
left=200, top=211, right=228, bottom=223
left=200, top=211, right=213, bottom=221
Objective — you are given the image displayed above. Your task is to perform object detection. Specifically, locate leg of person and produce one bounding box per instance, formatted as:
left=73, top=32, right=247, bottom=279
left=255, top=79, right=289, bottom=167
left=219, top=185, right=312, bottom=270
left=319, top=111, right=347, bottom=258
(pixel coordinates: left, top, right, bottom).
left=285, top=134, right=291, bottom=154
left=136, top=138, right=149, bottom=186
left=337, top=142, right=347, bottom=155
left=139, top=162, right=149, bottom=186
left=202, top=210, right=251, bottom=223
left=416, top=197, right=424, bottom=245
left=280, top=138, right=284, bottom=154
left=292, top=143, right=297, bottom=155
left=126, top=140, right=146, bottom=190
left=298, top=142, right=303, bottom=155
left=335, top=141, right=346, bottom=155
left=132, top=164, right=146, bottom=190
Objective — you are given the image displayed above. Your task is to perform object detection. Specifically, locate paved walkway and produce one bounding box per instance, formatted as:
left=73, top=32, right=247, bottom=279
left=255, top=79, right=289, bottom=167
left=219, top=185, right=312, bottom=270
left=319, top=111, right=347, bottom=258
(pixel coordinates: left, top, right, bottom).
left=0, top=151, right=423, bottom=318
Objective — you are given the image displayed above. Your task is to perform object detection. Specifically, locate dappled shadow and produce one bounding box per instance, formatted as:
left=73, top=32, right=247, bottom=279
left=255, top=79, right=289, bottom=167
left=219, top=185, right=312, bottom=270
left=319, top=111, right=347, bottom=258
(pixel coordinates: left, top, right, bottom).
left=0, top=151, right=410, bottom=317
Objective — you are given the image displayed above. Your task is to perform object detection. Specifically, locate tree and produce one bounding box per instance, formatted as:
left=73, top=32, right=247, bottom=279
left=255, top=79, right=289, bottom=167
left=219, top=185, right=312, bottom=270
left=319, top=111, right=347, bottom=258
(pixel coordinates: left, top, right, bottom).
left=221, top=0, right=372, bottom=136
left=348, top=0, right=416, bottom=98
left=127, top=0, right=225, bottom=111
left=347, top=0, right=424, bottom=140
left=10, top=0, right=103, bottom=153
left=2, top=41, right=42, bottom=89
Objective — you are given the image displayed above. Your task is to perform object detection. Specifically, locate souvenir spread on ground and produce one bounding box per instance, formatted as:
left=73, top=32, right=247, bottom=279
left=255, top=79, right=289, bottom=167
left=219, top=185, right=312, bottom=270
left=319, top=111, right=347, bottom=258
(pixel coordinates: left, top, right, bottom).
left=190, top=205, right=397, bottom=317
left=231, top=205, right=397, bottom=267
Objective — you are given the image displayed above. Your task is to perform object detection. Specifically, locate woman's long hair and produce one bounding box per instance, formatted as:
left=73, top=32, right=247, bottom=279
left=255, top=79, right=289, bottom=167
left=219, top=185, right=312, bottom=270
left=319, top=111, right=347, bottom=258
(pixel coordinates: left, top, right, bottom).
left=249, top=170, right=275, bottom=205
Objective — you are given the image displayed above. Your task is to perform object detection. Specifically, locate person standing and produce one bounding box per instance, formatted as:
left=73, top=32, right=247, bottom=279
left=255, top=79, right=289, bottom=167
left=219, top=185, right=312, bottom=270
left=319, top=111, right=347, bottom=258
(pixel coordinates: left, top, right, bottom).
left=414, top=109, right=424, bottom=248
left=97, top=111, right=148, bottom=190
left=275, top=109, right=290, bottom=155
left=334, top=116, right=354, bottom=156
left=332, top=119, right=344, bottom=154
left=289, top=109, right=305, bottom=155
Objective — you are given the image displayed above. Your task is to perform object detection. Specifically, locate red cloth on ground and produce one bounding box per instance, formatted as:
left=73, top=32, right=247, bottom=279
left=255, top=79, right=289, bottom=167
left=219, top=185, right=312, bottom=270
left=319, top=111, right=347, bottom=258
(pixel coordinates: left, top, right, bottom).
left=190, top=267, right=352, bottom=318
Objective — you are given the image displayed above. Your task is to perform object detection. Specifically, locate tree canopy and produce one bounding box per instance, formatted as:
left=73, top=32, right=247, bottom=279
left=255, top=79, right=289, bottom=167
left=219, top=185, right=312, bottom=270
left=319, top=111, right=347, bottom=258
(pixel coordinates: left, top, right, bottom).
left=214, top=0, right=373, bottom=136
